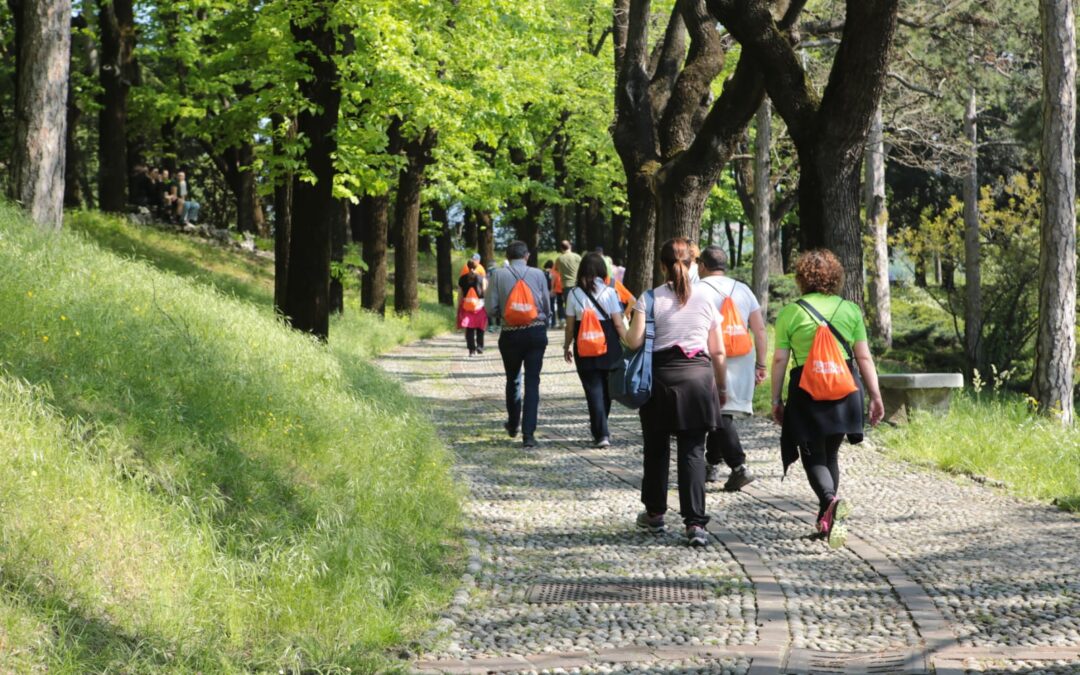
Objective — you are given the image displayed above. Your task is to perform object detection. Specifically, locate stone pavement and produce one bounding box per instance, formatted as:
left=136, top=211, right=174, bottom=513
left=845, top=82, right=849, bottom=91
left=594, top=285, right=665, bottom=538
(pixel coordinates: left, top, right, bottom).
left=376, top=330, right=1080, bottom=675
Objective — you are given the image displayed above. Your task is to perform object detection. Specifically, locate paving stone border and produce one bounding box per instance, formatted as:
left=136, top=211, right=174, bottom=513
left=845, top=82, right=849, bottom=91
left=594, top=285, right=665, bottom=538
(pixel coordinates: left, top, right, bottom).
left=378, top=332, right=1080, bottom=674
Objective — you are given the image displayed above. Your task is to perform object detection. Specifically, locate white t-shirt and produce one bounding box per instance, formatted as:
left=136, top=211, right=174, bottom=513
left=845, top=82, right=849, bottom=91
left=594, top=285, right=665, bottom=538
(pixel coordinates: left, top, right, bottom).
left=696, top=275, right=761, bottom=414
left=566, top=281, right=623, bottom=319
left=634, top=283, right=720, bottom=356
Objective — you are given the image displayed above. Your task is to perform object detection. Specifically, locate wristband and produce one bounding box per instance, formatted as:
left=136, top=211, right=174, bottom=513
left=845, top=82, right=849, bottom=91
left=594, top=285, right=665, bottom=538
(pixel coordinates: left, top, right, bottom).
left=772, top=397, right=783, bottom=406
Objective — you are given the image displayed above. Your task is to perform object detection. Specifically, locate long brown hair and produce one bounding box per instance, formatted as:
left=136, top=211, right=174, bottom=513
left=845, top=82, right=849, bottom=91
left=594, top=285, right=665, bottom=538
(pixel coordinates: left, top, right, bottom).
left=659, top=238, right=693, bottom=306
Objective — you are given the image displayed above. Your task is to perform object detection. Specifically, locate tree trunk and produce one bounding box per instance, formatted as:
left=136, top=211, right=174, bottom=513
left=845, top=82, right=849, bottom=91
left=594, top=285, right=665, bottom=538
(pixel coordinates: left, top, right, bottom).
left=97, top=0, right=134, bottom=213
left=1033, top=0, right=1077, bottom=424
left=751, top=100, right=771, bottom=307
left=865, top=105, right=892, bottom=348
left=271, top=113, right=294, bottom=315
left=434, top=203, right=454, bottom=306
left=553, top=134, right=570, bottom=244
left=574, top=198, right=587, bottom=253
left=611, top=211, right=628, bottom=264
left=941, top=258, right=955, bottom=291
left=799, top=146, right=867, bottom=304
left=622, top=176, right=657, bottom=296
left=585, top=197, right=604, bottom=252
left=419, top=232, right=433, bottom=255
left=393, top=142, right=429, bottom=315
left=655, top=178, right=711, bottom=246
left=63, top=54, right=83, bottom=208
left=724, top=220, right=737, bottom=266
left=463, top=209, right=477, bottom=249
left=9, top=0, right=70, bottom=229
left=284, top=4, right=340, bottom=339
left=962, top=87, right=982, bottom=378
left=329, top=198, right=348, bottom=315
left=476, top=209, right=495, bottom=268
left=361, top=193, right=389, bottom=315
left=349, top=200, right=363, bottom=243
left=517, top=161, right=544, bottom=264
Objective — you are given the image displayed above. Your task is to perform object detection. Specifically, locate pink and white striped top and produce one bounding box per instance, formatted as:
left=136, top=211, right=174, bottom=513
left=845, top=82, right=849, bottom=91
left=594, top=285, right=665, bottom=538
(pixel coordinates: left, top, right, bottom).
left=634, top=283, right=721, bottom=356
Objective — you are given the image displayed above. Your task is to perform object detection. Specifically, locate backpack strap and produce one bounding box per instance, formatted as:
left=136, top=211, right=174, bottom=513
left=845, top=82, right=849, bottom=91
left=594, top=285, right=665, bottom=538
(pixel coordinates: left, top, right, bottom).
left=643, top=289, right=656, bottom=343
left=795, top=299, right=853, bottom=360
left=579, top=285, right=612, bottom=322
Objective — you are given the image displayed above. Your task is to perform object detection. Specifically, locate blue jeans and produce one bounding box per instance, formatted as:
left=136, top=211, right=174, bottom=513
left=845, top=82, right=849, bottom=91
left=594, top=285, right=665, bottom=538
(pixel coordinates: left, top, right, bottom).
left=498, top=325, right=548, bottom=437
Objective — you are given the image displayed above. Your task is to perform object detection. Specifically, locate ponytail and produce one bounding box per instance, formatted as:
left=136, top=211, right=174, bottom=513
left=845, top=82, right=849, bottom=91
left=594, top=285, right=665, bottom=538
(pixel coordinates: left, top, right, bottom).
left=659, top=238, right=693, bottom=306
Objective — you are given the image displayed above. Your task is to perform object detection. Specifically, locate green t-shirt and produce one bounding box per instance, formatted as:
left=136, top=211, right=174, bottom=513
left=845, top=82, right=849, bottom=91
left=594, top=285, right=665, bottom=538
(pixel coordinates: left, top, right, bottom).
left=774, top=293, right=868, bottom=366
left=555, top=251, right=582, bottom=289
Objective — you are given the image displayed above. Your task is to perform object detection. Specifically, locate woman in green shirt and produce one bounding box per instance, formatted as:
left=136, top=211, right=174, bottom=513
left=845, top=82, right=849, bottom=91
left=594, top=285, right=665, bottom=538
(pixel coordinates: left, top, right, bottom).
left=770, top=249, right=885, bottom=549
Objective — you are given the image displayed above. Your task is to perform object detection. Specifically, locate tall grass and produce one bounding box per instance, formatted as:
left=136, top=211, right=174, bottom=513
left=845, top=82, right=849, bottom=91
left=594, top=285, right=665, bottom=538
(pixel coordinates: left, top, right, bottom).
left=877, top=391, right=1080, bottom=511
left=0, top=203, right=461, bottom=672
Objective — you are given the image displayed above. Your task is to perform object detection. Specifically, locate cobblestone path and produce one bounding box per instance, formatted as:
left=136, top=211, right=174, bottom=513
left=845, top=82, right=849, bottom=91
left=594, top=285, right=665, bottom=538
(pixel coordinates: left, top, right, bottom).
left=377, top=331, right=1080, bottom=675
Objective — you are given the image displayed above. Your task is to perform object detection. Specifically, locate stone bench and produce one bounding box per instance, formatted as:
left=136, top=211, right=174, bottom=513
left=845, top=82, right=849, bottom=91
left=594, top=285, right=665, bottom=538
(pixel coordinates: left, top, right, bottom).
left=878, top=373, right=964, bottom=423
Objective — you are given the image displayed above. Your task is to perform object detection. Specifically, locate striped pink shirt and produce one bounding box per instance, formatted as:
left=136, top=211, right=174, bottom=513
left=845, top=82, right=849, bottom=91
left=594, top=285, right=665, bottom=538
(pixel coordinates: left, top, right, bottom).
left=634, top=284, right=720, bottom=356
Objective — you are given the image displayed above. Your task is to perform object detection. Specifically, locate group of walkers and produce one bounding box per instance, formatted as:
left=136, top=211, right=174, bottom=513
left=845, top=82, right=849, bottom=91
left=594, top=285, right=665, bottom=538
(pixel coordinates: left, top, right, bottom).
left=130, top=164, right=201, bottom=225
left=456, top=238, right=884, bottom=549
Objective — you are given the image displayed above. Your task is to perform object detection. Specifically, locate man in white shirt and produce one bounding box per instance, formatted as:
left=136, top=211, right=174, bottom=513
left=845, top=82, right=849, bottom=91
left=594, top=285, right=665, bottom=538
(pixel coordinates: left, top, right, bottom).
left=696, top=246, right=768, bottom=491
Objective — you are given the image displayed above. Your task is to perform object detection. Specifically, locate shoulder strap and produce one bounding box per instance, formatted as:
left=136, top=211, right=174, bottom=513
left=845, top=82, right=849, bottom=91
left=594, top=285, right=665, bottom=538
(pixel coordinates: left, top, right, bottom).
left=795, top=299, right=853, bottom=359
left=644, top=289, right=656, bottom=341
left=580, top=285, right=612, bottom=322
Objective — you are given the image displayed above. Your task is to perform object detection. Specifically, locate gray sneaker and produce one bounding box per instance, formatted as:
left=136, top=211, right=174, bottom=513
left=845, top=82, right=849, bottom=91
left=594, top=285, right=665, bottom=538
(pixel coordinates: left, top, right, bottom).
left=686, top=525, right=708, bottom=547
left=705, top=463, right=720, bottom=483
left=635, top=511, right=665, bottom=533
left=722, top=466, right=756, bottom=492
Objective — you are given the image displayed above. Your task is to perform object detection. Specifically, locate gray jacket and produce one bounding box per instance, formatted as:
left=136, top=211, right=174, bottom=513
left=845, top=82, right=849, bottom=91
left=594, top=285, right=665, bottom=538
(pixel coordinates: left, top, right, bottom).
left=486, top=260, right=550, bottom=325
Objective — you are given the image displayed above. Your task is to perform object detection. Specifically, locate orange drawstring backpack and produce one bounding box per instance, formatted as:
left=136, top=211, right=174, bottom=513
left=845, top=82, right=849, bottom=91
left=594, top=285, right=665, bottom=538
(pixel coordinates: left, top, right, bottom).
left=552, top=270, right=563, bottom=295
left=462, top=287, right=482, bottom=312
left=794, top=299, right=857, bottom=401
left=576, top=289, right=609, bottom=357
left=719, top=294, right=753, bottom=357
left=503, top=268, right=539, bottom=326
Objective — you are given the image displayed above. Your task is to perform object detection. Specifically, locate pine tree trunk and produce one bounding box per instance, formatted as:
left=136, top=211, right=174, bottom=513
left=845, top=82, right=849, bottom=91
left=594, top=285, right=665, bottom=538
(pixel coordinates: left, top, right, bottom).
left=361, top=193, right=389, bottom=315
left=434, top=203, right=454, bottom=306
left=1033, top=0, right=1077, bottom=424
left=285, top=4, right=339, bottom=339
left=329, top=198, right=348, bottom=315
left=865, top=105, right=892, bottom=348
left=962, top=87, right=982, bottom=378
left=751, top=100, right=771, bottom=308
left=9, top=0, right=70, bottom=229
left=97, top=0, right=134, bottom=213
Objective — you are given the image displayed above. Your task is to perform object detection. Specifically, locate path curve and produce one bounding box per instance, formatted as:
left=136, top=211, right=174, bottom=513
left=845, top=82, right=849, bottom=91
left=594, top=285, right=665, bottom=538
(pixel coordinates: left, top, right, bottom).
left=377, top=330, right=1080, bottom=674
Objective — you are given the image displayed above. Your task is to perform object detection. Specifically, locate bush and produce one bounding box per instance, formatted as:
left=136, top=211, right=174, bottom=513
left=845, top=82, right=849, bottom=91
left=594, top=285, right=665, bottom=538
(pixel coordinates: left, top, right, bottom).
left=0, top=203, right=461, bottom=672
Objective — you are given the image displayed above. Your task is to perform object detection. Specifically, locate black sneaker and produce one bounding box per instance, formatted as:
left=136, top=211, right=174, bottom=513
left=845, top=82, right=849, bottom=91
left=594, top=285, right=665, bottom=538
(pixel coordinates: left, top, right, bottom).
left=705, top=463, right=720, bottom=483
left=522, top=435, right=537, bottom=448
left=686, top=525, right=708, bottom=547
left=722, top=466, right=756, bottom=492
left=504, top=421, right=519, bottom=438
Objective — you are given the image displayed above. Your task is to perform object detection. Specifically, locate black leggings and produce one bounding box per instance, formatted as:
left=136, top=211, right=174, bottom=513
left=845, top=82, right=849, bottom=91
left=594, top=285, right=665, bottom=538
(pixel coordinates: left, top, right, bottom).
left=465, top=328, right=485, bottom=352
left=800, top=434, right=844, bottom=518
left=641, top=427, right=709, bottom=527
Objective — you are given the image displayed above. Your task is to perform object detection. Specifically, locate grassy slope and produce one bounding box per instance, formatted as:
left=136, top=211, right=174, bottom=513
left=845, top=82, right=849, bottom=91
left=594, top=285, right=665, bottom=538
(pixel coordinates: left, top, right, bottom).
left=0, top=205, right=461, bottom=672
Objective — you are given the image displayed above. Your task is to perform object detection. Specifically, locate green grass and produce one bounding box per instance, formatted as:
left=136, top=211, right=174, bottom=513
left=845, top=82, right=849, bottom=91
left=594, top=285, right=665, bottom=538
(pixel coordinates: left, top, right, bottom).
left=0, top=203, right=462, bottom=672
left=877, top=391, right=1080, bottom=511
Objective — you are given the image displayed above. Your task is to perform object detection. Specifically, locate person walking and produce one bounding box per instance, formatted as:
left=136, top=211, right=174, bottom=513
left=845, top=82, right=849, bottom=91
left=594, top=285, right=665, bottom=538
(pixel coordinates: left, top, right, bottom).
left=623, top=238, right=727, bottom=547
left=554, top=240, right=581, bottom=321
left=457, top=260, right=488, bottom=357
left=562, top=252, right=626, bottom=448
left=543, top=260, right=559, bottom=329
left=696, top=246, right=767, bottom=491
left=770, top=249, right=885, bottom=549
left=486, top=241, right=551, bottom=448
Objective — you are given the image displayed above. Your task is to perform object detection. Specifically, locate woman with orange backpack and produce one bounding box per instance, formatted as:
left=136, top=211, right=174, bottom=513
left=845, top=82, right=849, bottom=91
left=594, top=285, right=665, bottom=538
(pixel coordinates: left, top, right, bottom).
left=563, top=252, right=627, bottom=448
left=770, top=249, right=885, bottom=549
left=458, top=260, right=488, bottom=356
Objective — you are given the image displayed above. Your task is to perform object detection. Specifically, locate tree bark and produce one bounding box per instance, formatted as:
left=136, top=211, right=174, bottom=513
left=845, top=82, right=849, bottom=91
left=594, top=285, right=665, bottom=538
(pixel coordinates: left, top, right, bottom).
left=865, top=105, right=892, bottom=348
left=271, top=113, right=294, bottom=315
left=553, top=134, right=571, bottom=245
left=962, top=87, right=982, bottom=378
left=434, top=203, right=454, bottom=306
left=463, top=209, right=478, bottom=249
left=9, top=0, right=70, bottom=229
left=393, top=128, right=436, bottom=316
left=611, top=210, right=628, bottom=263
left=623, top=174, right=657, bottom=295
left=329, top=198, right=348, bottom=315
left=97, top=0, right=134, bottom=213
left=751, top=100, right=771, bottom=308
left=361, top=193, right=390, bottom=315
left=1033, top=0, right=1077, bottom=424
left=284, top=4, right=340, bottom=339
left=476, top=209, right=495, bottom=268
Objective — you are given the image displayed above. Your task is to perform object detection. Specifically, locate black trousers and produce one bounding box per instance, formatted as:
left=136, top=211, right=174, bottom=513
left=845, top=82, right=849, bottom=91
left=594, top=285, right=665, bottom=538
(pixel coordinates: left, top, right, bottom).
left=705, top=414, right=746, bottom=469
left=800, top=434, right=845, bottom=517
left=577, top=369, right=611, bottom=441
left=465, top=328, right=485, bottom=352
left=641, top=428, right=710, bottom=527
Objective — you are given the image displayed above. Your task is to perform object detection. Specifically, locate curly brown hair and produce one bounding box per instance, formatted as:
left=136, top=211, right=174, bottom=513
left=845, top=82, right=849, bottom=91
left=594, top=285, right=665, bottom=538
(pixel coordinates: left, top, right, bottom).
left=794, top=249, right=844, bottom=295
